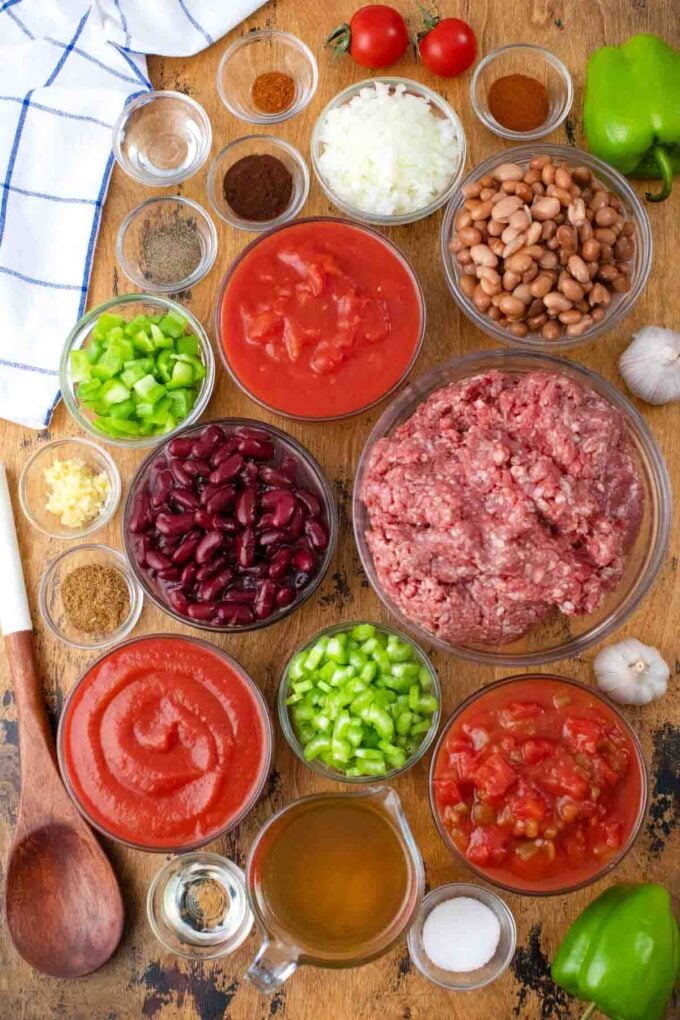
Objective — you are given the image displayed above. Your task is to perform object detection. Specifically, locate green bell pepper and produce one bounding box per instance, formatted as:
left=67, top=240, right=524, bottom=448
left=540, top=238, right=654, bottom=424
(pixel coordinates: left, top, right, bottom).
left=583, top=34, right=680, bottom=202
left=552, top=883, right=679, bottom=1020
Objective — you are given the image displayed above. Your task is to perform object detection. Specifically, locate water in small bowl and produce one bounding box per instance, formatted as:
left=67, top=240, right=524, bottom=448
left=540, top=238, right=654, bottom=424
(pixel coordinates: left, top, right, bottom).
left=113, top=92, right=211, bottom=186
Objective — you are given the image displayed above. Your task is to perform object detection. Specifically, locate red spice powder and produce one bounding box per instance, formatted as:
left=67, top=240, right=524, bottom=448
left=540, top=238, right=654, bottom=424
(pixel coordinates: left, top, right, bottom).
left=487, top=73, right=550, bottom=132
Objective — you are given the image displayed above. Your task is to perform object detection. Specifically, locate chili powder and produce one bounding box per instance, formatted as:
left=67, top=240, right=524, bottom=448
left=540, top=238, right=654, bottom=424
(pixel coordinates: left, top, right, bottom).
left=222, top=154, right=293, bottom=222
left=487, top=73, right=550, bottom=132
left=251, top=71, right=296, bottom=115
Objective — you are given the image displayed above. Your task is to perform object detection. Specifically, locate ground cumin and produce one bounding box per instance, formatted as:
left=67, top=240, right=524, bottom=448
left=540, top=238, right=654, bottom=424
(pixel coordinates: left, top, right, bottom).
left=251, top=71, right=296, bottom=115
left=222, top=153, right=293, bottom=221
left=487, top=73, right=550, bottom=132
left=61, top=564, right=130, bottom=634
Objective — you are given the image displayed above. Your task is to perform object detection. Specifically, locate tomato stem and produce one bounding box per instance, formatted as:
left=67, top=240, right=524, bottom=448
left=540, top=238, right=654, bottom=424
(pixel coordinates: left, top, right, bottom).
left=325, top=23, right=351, bottom=58
left=417, top=3, right=440, bottom=33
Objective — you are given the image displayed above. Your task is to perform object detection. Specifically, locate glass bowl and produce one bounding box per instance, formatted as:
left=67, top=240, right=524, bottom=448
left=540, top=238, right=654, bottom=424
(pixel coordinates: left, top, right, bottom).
left=116, top=196, right=218, bottom=293
left=56, top=634, right=274, bottom=852
left=278, top=621, right=441, bottom=784
left=122, top=418, right=338, bottom=633
left=60, top=293, right=215, bottom=450
left=408, top=883, right=517, bottom=990
left=19, top=437, right=121, bottom=539
left=207, top=135, right=309, bottom=232
left=217, top=29, right=318, bottom=125
left=429, top=674, right=649, bottom=896
left=311, top=77, right=467, bottom=226
left=39, top=543, right=143, bottom=649
left=353, top=349, right=672, bottom=667
left=470, top=44, right=573, bottom=141
left=215, top=217, right=426, bottom=421
left=440, top=144, right=652, bottom=351
left=112, top=91, right=211, bottom=186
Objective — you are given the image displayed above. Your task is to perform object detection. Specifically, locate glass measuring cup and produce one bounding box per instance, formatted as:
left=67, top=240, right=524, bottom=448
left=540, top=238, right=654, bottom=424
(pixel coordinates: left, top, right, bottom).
left=245, top=787, right=424, bottom=992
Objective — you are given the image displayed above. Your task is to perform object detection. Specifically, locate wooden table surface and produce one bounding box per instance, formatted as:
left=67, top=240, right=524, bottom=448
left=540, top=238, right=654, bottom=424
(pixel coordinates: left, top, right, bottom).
left=1, top=2, right=678, bottom=1017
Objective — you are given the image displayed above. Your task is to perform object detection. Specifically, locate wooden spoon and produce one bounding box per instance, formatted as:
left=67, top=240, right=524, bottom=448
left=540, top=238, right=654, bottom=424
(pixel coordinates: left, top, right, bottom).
left=0, top=464, right=124, bottom=978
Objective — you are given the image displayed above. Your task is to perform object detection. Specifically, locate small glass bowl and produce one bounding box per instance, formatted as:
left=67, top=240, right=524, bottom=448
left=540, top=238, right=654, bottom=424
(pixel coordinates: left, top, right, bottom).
left=112, top=91, right=212, bottom=186
left=60, top=293, right=215, bottom=450
left=440, top=144, right=652, bottom=351
left=116, top=196, right=218, bottom=293
left=353, top=349, right=671, bottom=667
left=311, top=77, right=467, bottom=226
left=408, top=884, right=517, bottom=990
left=19, top=437, right=121, bottom=539
left=207, top=135, right=309, bottom=232
left=278, top=621, right=441, bottom=784
left=217, top=29, right=318, bottom=125
left=39, top=543, right=143, bottom=649
left=429, top=675, right=649, bottom=896
left=470, top=44, right=573, bottom=140
left=147, top=852, right=253, bottom=960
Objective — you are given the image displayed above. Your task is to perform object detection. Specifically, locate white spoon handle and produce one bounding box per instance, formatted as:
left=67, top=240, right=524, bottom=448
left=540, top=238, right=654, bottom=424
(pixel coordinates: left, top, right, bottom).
left=0, top=463, right=32, bottom=636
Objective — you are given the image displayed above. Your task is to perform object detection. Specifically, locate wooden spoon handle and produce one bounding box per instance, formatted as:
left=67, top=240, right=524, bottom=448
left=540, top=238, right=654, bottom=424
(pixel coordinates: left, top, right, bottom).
left=5, top=631, right=54, bottom=759
left=0, top=463, right=32, bottom=637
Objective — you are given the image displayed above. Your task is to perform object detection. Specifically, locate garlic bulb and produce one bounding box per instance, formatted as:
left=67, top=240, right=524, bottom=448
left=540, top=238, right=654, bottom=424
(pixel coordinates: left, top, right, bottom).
left=594, top=638, right=670, bottom=705
left=619, top=326, right=680, bottom=405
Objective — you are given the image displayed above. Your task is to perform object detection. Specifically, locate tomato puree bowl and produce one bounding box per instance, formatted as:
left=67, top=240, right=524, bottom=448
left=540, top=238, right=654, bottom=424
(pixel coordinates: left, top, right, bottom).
left=429, top=674, right=648, bottom=896
left=215, top=218, right=426, bottom=421
left=353, top=349, right=671, bottom=667
left=57, top=634, right=273, bottom=852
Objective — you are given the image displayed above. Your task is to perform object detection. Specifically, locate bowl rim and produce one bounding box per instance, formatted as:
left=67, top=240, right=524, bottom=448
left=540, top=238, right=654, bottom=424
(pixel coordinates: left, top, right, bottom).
left=56, top=632, right=274, bottom=852
left=38, top=542, right=144, bottom=650
left=115, top=194, right=218, bottom=293
left=59, top=292, right=215, bottom=450
left=428, top=672, right=650, bottom=896
left=216, top=28, right=319, bottom=125
left=213, top=216, right=427, bottom=421
left=470, top=43, right=574, bottom=141
left=111, top=89, right=212, bottom=186
left=19, top=436, right=122, bottom=539
left=206, top=134, right=310, bottom=232
left=440, top=143, right=653, bottom=351
left=353, top=348, right=672, bottom=666
left=310, top=76, right=468, bottom=226
left=407, top=882, right=517, bottom=990
left=122, top=416, right=339, bottom=633
left=277, top=619, right=441, bottom=784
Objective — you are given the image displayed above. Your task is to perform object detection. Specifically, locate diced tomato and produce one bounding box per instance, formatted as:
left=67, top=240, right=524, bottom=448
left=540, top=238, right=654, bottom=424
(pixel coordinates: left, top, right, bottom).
left=449, top=748, right=477, bottom=784
left=538, top=756, right=589, bottom=800
left=521, top=738, right=555, bottom=764
left=589, top=818, right=621, bottom=855
left=247, top=310, right=282, bottom=342
left=472, top=753, right=517, bottom=799
left=433, top=777, right=463, bottom=807
left=466, top=825, right=508, bottom=866
left=562, top=717, right=605, bottom=755
left=592, top=755, right=620, bottom=788
left=282, top=319, right=304, bottom=362
left=306, top=262, right=325, bottom=296
left=499, top=701, right=543, bottom=728
left=509, top=782, right=547, bottom=822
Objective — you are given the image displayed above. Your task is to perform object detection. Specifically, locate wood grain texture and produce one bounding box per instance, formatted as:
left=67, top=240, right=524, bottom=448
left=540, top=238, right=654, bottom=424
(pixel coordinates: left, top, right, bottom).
left=0, top=0, right=678, bottom=1016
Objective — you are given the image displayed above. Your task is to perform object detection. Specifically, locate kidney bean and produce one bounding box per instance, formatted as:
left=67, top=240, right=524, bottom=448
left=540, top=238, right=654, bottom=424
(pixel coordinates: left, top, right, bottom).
left=195, top=530, right=223, bottom=565
left=171, top=488, right=200, bottom=511
left=212, top=515, right=238, bottom=533
left=181, top=562, right=197, bottom=587
left=193, top=509, right=214, bottom=530
left=209, top=455, right=243, bottom=486
left=258, top=465, right=292, bottom=488
left=221, top=587, right=257, bottom=605
left=183, top=459, right=211, bottom=480
left=169, top=459, right=192, bottom=488
left=169, top=589, right=190, bottom=615
left=129, top=492, right=151, bottom=533
left=276, top=585, right=296, bottom=608
left=146, top=549, right=173, bottom=572
left=259, top=528, right=285, bottom=549
left=168, top=437, right=194, bottom=458
left=293, top=547, right=315, bottom=573
left=236, top=527, right=255, bottom=568
left=195, top=557, right=227, bottom=582
left=261, top=489, right=296, bottom=527
left=187, top=602, right=217, bottom=622
left=240, top=460, right=258, bottom=484
left=206, top=485, right=237, bottom=515
left=235, top=425, right=273, bottom=442
left=210, top=438, right=241, bottom=467
left=156, top=511, right=196, bottom=536
left=191, top=424, right=225, bottom=460
left=158, top=567, right=181, bottom=582
left=278, top=455, right=299, bottom=483
left=236, top=486, right=257, bottom=526
left=198, top=570, right=234, bottom=603
left=296, top=489, right=322, bottom=517
left=216, top=604, right=254, bottom=626
left=149, top=468, right=173, bottom=509
left=268, top=547, right=292, bottom=580
left=238, top=438, right=274, bottom=459
left=255, top=580, right=277, bottom=619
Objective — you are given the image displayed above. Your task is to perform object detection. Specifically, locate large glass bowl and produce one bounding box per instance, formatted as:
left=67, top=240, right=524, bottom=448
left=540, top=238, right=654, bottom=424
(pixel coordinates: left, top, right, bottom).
left=353, top=349, right=671, bottom=666
left=60, top=293, right=215, bottom=450
left=56, top=634, right=273, bottom=853
left=429, top=674, right=649, bottom=896
left=278, top=621, right=441, bottom=784
left=123, top=418, right=338, bottom=633
left=311, top=78, right=467, bottom=227
left=440, top=144, right=652, bottom=351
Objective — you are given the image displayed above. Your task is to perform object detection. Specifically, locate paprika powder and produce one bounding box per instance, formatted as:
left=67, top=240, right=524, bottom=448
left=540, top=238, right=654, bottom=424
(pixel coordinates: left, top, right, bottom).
left=222, top=154, right=294, bottom=222
left=251, top=71, right=296, bottom=115
left=487, top=73, right=550, bottom=132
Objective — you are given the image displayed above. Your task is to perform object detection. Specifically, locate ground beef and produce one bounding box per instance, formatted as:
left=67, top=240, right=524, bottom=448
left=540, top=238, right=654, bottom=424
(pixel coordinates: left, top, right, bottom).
left=362, top=370, right=643, bottom=646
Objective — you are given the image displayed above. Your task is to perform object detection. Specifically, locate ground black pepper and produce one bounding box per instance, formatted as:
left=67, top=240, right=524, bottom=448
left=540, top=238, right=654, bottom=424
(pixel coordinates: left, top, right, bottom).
left=140, top=214, right=203, bottom=284
left=222, top=154, right=293, bottom=222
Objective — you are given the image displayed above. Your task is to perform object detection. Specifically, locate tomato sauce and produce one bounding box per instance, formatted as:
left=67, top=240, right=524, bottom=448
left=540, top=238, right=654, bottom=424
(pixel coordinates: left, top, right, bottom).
left=432, top=677, right=644, bottom=892
left=219, top=220, right=423, bottom=419
left=60, top=636, right=271, bottom=849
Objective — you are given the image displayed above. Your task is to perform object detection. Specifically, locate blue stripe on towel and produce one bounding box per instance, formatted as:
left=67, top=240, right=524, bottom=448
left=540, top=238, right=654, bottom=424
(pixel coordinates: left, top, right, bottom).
left=78, top=150, right=115, bottom=315
left=0, top=357, right=59, bottom=377
left=0, top=265, right=85, bottom=291
left=0, top=95, right=113, bottom=129
left=112, top=0, right=131, bottom=48
left=0, top=89, right=33, bottom=247
left=177, top=0, right=214, bottom=46
left=115, top=47, right=152, bottom=89
left=45, top=36, right=142, bottom=85
left=2, top=183, right=100, bottom=206
left=6, top=7, right=34, bottom=39
left=44, top=10, right=90, bottom=86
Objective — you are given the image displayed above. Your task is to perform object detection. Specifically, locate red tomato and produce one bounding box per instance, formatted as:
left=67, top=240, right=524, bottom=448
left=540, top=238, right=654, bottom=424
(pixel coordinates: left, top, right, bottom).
left=433, top=777, right=463, bottom=807
left=509, top=782, right=547, bottom=822
left=521, top=738, right=555, bottom=764
left=467, top=825, right=508, bottom=866
left=562, top=716, right=605, bottom=755
left=327, top=6, right=409, bottom=70
left=473, top=753, right=517, bottom=799
left=499, top=701, right=543, bottom=728
left=449, top=747, right=477, bottom=784
left=418, top=15, right=477, bottom=78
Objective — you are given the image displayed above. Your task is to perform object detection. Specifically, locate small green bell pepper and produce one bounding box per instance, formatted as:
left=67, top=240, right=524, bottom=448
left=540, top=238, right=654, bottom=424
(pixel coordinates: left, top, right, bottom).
left=583, top=34, right=680, bottom=202
left=552, top=883, right=679, bottom=1020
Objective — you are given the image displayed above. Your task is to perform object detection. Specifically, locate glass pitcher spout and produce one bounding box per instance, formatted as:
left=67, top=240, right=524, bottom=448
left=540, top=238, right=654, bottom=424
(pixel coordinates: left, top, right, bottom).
left=245, top=938, right=299, bottom=993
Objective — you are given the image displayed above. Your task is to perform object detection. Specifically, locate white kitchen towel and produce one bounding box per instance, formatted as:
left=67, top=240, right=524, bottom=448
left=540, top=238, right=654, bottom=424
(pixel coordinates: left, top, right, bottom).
left=0, top=0, right=266, bottom=429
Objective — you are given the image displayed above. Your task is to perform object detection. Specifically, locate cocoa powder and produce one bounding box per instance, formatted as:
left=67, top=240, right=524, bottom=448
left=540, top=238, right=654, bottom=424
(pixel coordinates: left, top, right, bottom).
left=222, top=154, right=293, bottom=222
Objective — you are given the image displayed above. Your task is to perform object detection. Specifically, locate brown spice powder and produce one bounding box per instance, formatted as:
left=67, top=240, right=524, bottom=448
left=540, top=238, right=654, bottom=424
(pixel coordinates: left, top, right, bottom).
left=251, top=71, right=296, bottom=115
left=487, top=73, right=550, bottom=133
left=61, top=564, right=130, bottom=634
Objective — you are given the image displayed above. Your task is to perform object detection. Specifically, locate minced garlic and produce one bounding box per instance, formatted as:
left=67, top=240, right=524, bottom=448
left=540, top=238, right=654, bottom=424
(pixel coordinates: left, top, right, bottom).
left=44, top=457, right=109, bottom=529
